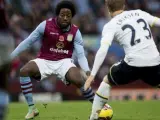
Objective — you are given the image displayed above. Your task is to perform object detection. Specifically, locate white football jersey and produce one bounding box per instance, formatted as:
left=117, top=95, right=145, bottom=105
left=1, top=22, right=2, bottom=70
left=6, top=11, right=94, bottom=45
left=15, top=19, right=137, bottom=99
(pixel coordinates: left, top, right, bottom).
left=101, top=9, right=160, bottom=66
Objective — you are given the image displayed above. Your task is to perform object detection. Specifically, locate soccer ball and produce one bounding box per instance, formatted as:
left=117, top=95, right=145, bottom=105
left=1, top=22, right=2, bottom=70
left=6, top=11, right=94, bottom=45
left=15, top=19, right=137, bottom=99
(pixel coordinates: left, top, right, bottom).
left=98, top=104, right=113, bottom=120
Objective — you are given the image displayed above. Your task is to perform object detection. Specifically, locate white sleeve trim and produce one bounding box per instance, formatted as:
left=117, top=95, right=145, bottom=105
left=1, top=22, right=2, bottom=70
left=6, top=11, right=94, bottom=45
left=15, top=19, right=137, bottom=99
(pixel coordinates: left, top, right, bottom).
left=151, top=17, right=160, bottom=27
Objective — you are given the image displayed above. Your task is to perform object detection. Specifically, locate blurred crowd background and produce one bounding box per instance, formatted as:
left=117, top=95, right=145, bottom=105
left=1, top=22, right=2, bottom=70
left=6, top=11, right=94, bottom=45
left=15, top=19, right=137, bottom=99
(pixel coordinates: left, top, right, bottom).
left=5, top=0, right=160, bottom=101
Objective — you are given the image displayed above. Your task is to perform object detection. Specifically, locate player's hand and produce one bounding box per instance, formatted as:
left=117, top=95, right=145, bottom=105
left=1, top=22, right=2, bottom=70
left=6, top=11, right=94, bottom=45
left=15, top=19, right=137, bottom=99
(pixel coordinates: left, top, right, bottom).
left=84, top=75, right=94, bottom=91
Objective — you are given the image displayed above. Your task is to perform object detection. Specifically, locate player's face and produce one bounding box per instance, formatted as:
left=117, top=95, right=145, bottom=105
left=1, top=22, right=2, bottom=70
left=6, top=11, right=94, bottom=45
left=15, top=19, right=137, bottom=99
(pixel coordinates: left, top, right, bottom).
left=58, top=8, right=72, bottom=28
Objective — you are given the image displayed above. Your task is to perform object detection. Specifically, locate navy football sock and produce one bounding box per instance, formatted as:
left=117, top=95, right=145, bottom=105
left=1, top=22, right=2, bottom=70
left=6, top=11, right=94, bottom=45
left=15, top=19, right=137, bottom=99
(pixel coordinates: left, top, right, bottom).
left=80, top=87, right=95, bottom=103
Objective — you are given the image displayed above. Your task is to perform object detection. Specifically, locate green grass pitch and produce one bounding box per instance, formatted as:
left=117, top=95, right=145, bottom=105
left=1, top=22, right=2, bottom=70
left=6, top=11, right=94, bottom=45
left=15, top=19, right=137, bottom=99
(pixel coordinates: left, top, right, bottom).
left=7, top=100, right=160, bottom=120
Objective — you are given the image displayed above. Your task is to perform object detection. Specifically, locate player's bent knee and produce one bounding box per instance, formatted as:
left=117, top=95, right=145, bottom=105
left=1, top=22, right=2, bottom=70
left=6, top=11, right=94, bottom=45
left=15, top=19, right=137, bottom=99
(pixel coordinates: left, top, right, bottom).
left=20, top=66, right=31, bottom=77
left=103, top=75, right=111, bottom=85
left=66, top=67, right=84, bottom=88
left=71, top=75, right=84, bottom=88
left=20, top=61, right=40, bottom=77
left=20, top=68, right=27, bottom=77
left=103, top=75, right=109, bottom=83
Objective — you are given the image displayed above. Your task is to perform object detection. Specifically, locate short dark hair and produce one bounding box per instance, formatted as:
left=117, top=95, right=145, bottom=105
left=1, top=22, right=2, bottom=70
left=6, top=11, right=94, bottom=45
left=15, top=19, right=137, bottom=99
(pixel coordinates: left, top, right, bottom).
left=55, top=0, right=76, bottom=17
left=106, top=0, right=125, bottom=12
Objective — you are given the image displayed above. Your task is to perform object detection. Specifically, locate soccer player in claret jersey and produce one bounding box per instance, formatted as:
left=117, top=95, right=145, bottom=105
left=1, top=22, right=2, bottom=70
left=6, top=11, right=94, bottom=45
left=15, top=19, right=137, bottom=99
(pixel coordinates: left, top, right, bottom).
left=0, top=0, right=14, bottom=119
left=84, top=0, right=160, bottom=119
left=11, top=1, right=95, bottom=120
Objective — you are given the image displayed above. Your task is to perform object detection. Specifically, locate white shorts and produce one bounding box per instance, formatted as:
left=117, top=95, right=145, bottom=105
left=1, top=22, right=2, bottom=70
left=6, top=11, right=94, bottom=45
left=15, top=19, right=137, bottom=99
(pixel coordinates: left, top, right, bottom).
left=31, top=58, right=76, bottom=84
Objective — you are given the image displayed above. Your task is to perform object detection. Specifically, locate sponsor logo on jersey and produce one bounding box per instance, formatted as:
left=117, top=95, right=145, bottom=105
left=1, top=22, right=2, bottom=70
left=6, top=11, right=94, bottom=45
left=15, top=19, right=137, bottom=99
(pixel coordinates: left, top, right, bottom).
left=50, top=32, right=59, bottom=35
left=67, top=34, right=73, bottom=42
left=50, top=48, right=69, bottom=54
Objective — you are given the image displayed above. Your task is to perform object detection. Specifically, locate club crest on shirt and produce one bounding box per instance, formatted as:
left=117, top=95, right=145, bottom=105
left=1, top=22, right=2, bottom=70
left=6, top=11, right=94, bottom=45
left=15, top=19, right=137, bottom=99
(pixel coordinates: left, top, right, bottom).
left=59, top=35, right=64, bottom=41
left=56, top=42, right=64, bottom=49
left=67, top=34, right=73, bottom=42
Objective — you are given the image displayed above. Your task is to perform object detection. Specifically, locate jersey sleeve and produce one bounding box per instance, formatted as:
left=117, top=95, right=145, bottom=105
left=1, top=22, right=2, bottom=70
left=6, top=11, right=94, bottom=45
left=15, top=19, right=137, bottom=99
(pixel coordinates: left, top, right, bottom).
left=101, top=23, right=115, bottom=46
left=90, top=23, right=115, bottom=76
left=140, top=10, right=160, bottom=27
left=74, top=30, right=90, bottom=72
left=10, top=21, right=46, bottom=59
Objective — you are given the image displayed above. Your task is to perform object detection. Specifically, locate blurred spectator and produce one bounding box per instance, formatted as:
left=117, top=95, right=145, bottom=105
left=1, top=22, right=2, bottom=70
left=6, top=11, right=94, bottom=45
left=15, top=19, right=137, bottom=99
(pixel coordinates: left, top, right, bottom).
left=10, top=14, right=29, bottom=47
left=146, top=0, right=160, bottom=13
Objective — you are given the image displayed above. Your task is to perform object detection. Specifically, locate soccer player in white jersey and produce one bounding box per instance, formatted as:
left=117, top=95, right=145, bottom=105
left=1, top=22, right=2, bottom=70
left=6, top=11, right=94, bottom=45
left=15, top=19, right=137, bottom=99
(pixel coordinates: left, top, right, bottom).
left=84, top=0, right=160, bottom=119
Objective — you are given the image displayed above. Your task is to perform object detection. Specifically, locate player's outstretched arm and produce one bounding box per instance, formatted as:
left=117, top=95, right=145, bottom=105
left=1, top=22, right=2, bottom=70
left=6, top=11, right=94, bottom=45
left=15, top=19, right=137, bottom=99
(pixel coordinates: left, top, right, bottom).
left=74, top=30, right=90, bottom=75
left=91, top=42, right=109, bottom=77
left=10, top=21, right=46, bottom=60
left=91, top=24, right=115, bottom=78
left=84, top=24, right=115, bottom=90
left=84, top=42, right=109, bottom=90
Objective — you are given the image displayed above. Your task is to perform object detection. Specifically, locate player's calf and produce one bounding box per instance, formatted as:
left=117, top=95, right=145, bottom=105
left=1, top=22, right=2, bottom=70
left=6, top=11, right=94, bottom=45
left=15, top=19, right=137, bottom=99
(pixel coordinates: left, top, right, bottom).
left=20, top=76, right=39, bottom=120
left=20, top=64, right=34, bottom=106
left=89, top=76, right=111, bottom=120
left=66, top=67, right=95, bottom=102
left=95, top=75, right=111, bottom=105
left=19, top=61, right=41, bottom=119
left=20, top=77, right=34, bottom=106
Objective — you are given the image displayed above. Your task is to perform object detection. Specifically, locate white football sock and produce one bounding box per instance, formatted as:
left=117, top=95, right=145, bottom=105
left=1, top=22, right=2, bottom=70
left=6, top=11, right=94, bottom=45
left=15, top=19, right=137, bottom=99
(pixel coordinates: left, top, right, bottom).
left=90, top=81, right=111, bottom=120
